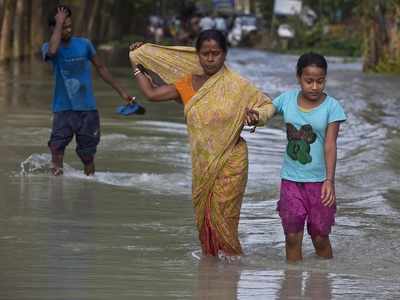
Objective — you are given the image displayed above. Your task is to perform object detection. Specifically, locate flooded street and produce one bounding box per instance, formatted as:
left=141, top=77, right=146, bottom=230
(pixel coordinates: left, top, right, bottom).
left=0, top=48, right=399, bottom=299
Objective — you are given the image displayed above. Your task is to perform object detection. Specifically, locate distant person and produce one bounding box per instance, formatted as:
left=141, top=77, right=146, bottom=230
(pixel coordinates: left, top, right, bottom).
left=189, top=15, right=201, bottom=38
left=129, top=30, right=275, bottom=259
left=169, top=16, right=182, bottom=43
left=148, top=15, right=164, bottom=43
left=273, top=52, right=346, bottom=262
left=199, top=15, right=215, bottom=31
left=154, top=25, right=164, bottom=43
left=42, top=5, right=134, bottom=176
left=214, top=15, right=227, bottom=36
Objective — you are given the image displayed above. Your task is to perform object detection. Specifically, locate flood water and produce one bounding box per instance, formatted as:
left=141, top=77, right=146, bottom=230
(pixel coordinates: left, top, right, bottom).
left=0, top=48, right=399, bottom=299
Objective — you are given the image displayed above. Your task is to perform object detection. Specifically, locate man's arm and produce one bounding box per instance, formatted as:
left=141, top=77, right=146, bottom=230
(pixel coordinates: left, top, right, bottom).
left=90, top=54, right=131, bottom=102
left=47, top=8, right=67, bottom=57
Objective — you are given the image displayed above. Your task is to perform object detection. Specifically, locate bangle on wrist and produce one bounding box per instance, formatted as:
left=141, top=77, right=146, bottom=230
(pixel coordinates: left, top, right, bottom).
left=325, top=178, right=334, bottom=183
left=133, top=68, right=141, bottom=76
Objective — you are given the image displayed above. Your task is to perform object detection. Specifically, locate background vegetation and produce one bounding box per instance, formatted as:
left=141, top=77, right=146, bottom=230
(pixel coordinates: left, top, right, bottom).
left=0, top=0, right=399, bottom=73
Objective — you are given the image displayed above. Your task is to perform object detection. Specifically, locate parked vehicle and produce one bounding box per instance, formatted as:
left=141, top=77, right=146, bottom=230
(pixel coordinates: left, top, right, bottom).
left=227, top=14, right=258, bottom=47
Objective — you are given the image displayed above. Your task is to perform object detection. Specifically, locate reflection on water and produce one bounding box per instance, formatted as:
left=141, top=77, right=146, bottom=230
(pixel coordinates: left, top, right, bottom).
left=195, top=263, right=334, bottom=300
left=194, top=257, right=241, bottom=300
left=278, top=269, right=332, bottom=300
left=1, top=50, right=400, bottom=299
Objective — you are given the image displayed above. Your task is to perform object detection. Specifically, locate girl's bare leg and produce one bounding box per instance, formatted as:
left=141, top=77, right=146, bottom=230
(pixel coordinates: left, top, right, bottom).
left=312, top=235, right=333, bottom=259
left=285, top=231, right=304, bottom=262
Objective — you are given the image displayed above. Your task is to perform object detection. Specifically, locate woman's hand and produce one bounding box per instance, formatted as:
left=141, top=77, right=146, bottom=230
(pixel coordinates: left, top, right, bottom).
left=244, top=108, right=259, bottom=126
left=129, top=42, right=145, bottom=52
left=130, top=42, right=145, bottom=65
left=321, top=179, right=336, bottom=207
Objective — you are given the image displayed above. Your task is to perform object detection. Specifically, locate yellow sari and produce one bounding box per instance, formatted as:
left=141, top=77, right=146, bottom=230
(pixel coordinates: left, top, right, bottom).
left=130, top=44, right=274, bottom=256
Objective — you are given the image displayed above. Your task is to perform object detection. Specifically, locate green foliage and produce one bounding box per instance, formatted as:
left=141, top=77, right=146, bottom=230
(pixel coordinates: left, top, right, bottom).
left=256, top=0, right=274, bottom=24
left=280, top=16, right=362, bottom=57
left=303, top=0, right=357, bottom=23
left=375, top=56, right=400, bottom=74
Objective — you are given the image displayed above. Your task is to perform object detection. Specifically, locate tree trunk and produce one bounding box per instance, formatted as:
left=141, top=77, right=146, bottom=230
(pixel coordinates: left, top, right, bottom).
left=106, top=1, right=125, bottom=41
left=87, top=0, right=101, bottom=42
left=24, top=0, right=32, bottom=56
left=0, top=0, right=17, bottom=61
left=30, top=0, right=45, bottom=56
left=76, top=2, right=92, bottom=37
left=362, top=1, right=400, bottom=72
left=0, top=0, right=5, bottom=27
left=13, top=0, right=26, bottom=59
left=98, top=0, right=112, bottom=42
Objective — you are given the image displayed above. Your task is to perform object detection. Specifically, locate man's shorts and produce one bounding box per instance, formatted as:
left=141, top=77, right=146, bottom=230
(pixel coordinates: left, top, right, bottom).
left=277, top=179, right=336, bottom=238
left=48, top=110, right=100, bottom=164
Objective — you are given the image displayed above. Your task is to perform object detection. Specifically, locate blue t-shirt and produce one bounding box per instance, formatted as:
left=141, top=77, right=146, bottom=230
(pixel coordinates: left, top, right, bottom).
left=42, top=37, right=97, bottom=112
left=273, top=89, right=346, bottom=182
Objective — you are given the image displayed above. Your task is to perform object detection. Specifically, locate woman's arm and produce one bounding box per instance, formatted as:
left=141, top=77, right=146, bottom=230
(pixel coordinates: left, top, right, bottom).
left=129, top=42, right=180, bottom=102
left=246, top=89, right=276, bottom=127
left=133, top=65, right=180, bottom=102
left=321, top=121, right=340, bottom=207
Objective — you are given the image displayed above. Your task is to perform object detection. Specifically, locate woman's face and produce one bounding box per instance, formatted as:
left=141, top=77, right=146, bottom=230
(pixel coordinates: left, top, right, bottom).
left=198, top=39, right=226, bottom=76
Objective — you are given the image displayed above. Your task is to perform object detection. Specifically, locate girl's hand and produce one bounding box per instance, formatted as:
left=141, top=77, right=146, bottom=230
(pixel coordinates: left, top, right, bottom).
left=321, top=179, right=336, bottom=207
left=244, top=108, right=259, bottom=126
left=129, top=42, right=145, bottom=51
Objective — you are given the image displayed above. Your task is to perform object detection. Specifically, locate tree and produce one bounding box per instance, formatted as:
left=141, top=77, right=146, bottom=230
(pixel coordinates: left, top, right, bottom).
left=359, top=0, right=400, bottom=72
left=30, top=0, right=46, bottom=56
left=0, top=0, right=17, bottom=61
left=13, top=0, right=26, bottom=58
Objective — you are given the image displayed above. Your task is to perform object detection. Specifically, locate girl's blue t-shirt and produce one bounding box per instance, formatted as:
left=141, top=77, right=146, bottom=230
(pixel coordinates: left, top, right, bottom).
left=42, top=37, right=97, bottom=112
left=273, top=89, right=346, bottom=182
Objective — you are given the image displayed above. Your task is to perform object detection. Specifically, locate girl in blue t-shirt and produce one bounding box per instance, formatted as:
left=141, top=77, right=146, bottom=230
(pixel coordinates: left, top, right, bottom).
left=272, top=52, right=346, bottom=262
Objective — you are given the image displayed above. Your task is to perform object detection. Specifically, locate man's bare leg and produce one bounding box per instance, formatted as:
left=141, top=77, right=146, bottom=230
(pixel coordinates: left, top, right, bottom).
left=51, top=153, right=64, bottom=176
left=84, top=162, right=95, bottom=176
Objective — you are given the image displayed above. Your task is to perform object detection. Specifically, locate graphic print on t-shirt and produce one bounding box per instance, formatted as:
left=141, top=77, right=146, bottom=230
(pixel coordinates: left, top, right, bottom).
left=286, top=123, right=317, bottom=164
left=61, top=57, right=87, bottom=100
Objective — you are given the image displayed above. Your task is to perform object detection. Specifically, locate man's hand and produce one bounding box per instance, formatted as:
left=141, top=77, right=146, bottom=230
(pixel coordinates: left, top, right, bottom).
left=55, top=7, right=68, bottom=25
left=321, top=180, right=336, bottom=207
left=118, top=88, right=135, bottom=103
left=123, top=94, right=136, bottom=104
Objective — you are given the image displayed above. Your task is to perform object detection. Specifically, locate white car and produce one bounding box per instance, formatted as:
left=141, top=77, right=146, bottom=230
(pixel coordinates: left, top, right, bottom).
left=277, top=24, right=295, bottom=39
left=228, top=15, right=258, bottom=47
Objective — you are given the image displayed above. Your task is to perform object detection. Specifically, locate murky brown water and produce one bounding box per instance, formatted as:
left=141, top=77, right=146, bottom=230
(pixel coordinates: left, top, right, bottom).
left=0, top=49, right=399, bottom=299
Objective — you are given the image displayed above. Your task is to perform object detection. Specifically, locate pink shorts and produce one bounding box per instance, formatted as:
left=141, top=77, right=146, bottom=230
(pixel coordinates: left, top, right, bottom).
left=277, top=179, right=336, bottom=238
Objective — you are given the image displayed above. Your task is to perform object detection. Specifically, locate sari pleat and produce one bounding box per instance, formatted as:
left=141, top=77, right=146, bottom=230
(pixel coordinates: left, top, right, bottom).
left=130, top=44, right=275, bottom=256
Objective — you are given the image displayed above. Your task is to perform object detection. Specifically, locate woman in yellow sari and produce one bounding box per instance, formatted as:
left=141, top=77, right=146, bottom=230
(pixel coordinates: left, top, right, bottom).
left=130, top=30, right=274, bottom=258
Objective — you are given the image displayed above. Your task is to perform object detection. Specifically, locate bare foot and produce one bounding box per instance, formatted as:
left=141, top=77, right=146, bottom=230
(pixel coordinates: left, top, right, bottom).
left=84, top=163, right=95, bottom=176
left=51, top=153, right=64, bottom=176
left=51, top=167, right=63, bottom=176
left=218, top=251, right=241, bottom=264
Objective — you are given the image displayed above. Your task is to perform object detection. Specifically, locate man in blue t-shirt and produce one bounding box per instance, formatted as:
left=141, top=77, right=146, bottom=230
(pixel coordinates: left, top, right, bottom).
left=42, top=5, right=133, bottom=176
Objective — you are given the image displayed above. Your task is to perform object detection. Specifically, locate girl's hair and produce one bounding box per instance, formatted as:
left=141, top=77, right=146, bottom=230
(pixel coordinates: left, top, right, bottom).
left=48, top=5, right=72, bottom=27
left=195, top=29, right=228, bottom=53
left=296, top=52, right=327, bottom=76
